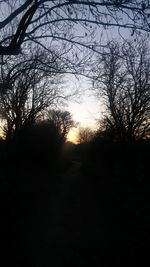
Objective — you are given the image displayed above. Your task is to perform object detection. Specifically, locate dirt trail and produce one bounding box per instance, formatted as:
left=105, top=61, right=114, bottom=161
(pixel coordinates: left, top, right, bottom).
left=14, top=161, right=85, bottom=266
left=3, top=159, right=150, bottom=266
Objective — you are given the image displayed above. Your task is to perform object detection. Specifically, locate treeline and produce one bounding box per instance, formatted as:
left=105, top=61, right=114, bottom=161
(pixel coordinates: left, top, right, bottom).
left=79, top=132, right=150, bottom=185
left=0, top=48, right=75, bottom=256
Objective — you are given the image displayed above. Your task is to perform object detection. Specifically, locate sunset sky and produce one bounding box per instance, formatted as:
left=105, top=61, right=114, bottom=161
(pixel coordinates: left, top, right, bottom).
left=65, top=75, right=102, bottom=142
left=61, top=20, right=131, bottom=137
left=65, top=27, right=139, bottom=143
left=0, top=2, right=146, bottom=143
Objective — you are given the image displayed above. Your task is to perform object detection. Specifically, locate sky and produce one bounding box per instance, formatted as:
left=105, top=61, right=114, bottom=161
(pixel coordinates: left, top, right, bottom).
left=67, top=95, right=101, bottom=143
left=63, top=21, right=142, bottom=143
left=64, top=74, right=103, bottom=142
left=0, top=1, right=146, bottom=143
left=66, top=75, right=102, bottom=126
left=65, top=28, right=131, bottom=143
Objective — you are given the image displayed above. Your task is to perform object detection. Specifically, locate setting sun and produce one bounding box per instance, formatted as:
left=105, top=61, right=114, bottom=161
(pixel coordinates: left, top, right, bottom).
left=67, top=128, right=78, bottom=144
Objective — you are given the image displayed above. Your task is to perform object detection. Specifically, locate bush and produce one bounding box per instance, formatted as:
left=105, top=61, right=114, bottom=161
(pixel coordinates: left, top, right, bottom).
left=10, top=121, right=64, bottom=170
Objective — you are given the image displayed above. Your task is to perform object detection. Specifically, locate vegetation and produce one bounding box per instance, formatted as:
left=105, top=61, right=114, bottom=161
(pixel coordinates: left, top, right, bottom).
left=46, top=109, right=75, bottom=139
left=0, top=47, right=68, bottom=139
left=0, top=1, right=149, bottom=58
left=93, top=39, right=150, bottom=142
left=0, top=2, right=150, bottom=266
left=77, top=126, right=95, bottom=144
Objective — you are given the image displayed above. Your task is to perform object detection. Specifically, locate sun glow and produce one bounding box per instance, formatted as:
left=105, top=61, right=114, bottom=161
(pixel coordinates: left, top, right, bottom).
left=67, top=128, right=79, bottom=144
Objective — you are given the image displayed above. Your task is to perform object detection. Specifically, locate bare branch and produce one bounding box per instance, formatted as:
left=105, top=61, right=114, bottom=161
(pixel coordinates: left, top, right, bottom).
left=0, top=1, right=149, bottom=55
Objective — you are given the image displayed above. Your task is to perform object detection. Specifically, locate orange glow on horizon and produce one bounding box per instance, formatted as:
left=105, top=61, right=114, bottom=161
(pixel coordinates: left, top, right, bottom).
left=67, top=128, right=79, bottom=144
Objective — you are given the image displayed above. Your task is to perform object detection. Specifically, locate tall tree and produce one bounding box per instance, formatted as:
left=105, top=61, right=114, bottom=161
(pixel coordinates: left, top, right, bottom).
left=94, top=40, right=150, bottom=142
left=46, top=109, right=74, bottom=139
left=0, top=49, right=67, bottom=139
left=78, top=126, right=94, bottom=144
left=0, top=1, right=149, bottom=56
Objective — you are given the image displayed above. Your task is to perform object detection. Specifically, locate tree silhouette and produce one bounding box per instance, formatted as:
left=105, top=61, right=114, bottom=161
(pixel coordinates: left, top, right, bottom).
left=0, top=48, right=66, bottom=139
left=46, top=109, right=74, bottom=140
left=78, top=127, right=94, bottom=144
left=94, top=40, right=150, bottom=142
left=0, top=1, right=149, bottom=55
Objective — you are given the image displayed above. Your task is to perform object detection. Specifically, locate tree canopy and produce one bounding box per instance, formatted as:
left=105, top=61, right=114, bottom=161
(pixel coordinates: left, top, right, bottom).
left=94, top=39, right=150, bottom=141
left=0, top=48, right=68, bottom=139
left=0, top=1, right=150, bottom=56
left=46, top=109, right=74, bottom=139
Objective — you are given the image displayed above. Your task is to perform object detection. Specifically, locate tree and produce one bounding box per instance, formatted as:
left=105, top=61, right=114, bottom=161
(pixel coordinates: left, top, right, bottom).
left=46, top=109, right=74, bottom=140
left=0, top=48, right=67, bottom=139
left=78, top=127, right=94, bottom=144
left=0, top=1, right=150, bottom=56
left=94, top=40, right=150, bottom=142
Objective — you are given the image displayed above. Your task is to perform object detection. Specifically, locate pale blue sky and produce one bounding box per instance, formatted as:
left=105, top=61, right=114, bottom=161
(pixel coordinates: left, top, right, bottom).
left=66, top=27, right=132, bottom=129
left=68, top=95, right=101, bottom=129
left=65, top=74, right=103, bottom=129
left=65, top=16, right=148, bottom=132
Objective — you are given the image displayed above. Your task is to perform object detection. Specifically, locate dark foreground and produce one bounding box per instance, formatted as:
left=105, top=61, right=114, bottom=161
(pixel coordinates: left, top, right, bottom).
left=1, top=140, right=150, bottom=266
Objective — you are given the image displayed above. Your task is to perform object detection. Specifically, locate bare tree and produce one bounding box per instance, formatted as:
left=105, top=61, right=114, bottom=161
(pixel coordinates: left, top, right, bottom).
left=46, top=109, right=74, bottom=139
left=78, top=127, right=94, bottom=144
left=0, top=1, right=150, bottom=56
left=94, top=39, right=150, bottom=142
left=0, top=49, right=67, bottom=139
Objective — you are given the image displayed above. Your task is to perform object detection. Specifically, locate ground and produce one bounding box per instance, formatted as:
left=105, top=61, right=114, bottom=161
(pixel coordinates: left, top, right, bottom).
left=1, top=155, right=150, bottom=266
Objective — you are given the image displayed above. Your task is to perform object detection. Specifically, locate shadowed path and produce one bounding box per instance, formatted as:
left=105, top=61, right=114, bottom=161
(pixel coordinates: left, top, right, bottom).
left=13, top=161, right=85, bottom=266
left=1, top=159, right=150, bottom=266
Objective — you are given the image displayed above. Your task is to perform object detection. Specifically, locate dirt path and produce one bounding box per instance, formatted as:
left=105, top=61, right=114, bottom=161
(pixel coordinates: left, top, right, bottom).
left=3, top=159, right=150, bottom=266
left=13, top=161, right=85, bottom=266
